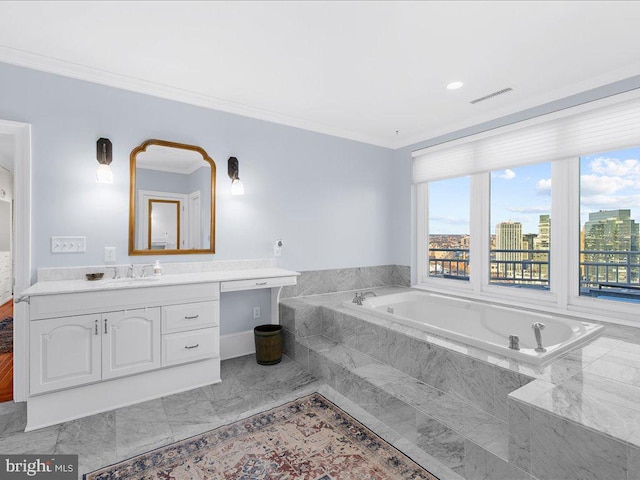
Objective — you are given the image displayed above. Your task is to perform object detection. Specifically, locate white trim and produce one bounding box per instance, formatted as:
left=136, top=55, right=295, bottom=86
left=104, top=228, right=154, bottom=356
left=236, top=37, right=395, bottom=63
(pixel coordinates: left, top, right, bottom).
left=220, top=330, right=255, bottom=360
left=0, top=46, right=390, bottom=149
left=0, top=119, right=31, bottom=402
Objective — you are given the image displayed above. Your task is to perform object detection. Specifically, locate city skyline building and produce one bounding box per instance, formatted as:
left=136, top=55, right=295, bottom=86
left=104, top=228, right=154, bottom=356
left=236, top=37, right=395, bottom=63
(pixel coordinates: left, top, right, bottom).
left=582, top=209, right=639, bottom=285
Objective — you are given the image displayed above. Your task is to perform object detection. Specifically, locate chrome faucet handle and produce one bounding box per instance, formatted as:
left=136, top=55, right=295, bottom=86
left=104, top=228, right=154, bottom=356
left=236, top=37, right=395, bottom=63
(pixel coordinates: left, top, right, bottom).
left=509, top=334, right=520, bottom=350
left=105, top=266, right=119, bottom=279
left=141, top=264, right=154, bottom=277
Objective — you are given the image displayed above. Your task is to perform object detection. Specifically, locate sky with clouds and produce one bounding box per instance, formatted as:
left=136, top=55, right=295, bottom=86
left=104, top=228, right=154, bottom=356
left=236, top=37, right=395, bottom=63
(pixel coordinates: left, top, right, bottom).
left=428, top=146, right=640, bottom=236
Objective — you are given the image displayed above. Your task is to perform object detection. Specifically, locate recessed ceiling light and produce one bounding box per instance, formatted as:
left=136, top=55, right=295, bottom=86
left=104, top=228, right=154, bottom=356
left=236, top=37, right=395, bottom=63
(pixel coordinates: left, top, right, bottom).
left=446, top=81, right=464, bottom=90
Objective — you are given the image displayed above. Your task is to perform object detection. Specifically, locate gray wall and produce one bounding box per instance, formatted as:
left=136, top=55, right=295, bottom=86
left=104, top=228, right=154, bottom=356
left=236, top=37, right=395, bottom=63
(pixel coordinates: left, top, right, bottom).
left=0, top=62, right=400, bottom=281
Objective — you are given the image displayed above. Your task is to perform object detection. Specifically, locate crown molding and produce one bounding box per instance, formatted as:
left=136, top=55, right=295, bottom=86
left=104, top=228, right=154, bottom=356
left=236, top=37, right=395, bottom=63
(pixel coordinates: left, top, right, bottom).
left=0, top=45, right=394, bottom=149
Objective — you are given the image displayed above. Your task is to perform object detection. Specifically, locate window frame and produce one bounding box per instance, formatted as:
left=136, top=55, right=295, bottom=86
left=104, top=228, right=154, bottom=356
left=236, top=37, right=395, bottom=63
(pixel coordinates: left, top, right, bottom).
left=415, top=156, right=640, bottom=324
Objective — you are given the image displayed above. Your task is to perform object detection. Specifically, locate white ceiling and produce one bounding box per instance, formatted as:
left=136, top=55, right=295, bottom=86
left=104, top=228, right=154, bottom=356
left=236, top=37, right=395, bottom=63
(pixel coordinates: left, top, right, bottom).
left=1, top=1, right=640, bottom=149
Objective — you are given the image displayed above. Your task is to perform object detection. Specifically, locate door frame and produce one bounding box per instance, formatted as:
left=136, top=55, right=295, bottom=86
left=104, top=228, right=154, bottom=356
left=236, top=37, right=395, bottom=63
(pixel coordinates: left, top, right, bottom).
left=0, top=119, right=31, bottom=402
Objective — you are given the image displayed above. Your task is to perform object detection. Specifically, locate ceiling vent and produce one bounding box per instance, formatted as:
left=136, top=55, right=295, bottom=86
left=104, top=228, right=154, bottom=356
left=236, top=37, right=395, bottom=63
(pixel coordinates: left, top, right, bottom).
left=470, top=87, right=513, bottom=105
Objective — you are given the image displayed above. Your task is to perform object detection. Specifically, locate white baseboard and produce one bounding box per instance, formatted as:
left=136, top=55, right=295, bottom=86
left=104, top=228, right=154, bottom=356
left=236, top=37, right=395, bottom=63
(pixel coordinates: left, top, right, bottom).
left=220, top=330, right=256, bottom=360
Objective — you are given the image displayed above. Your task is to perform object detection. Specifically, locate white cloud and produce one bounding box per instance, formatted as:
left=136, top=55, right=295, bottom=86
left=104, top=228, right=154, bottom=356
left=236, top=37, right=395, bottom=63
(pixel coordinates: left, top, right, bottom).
left=581, top=193, right=640, bottom=209
left=589, top=157, right=640, bottom=176
left=580, top=174, right=634, bottom=195
left=498, top=169, right=516, bottom=180
left=535, top=178, right=551, bottom=195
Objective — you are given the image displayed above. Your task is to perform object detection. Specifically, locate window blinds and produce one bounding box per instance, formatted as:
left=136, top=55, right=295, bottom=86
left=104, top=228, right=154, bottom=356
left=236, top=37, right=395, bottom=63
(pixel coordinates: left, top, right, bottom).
left=412, top=92, right=640, bottom=183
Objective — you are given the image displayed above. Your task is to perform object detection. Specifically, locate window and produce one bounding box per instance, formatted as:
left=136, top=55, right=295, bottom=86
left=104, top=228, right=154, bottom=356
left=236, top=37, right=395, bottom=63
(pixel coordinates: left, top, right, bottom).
left=413, top=92, right=640, bottom=320
left=579, top=147, right=640, bottom=302
left=489, top=163, right=551, bottom=289
left=428, top=176, right=470, bottom=281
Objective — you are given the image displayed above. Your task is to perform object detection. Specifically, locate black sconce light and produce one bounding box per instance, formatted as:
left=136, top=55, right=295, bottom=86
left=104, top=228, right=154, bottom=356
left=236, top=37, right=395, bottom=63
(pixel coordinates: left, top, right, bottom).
left=96, top=137, right=113, bottom=184
left=227, top=156, right=244, bottom=195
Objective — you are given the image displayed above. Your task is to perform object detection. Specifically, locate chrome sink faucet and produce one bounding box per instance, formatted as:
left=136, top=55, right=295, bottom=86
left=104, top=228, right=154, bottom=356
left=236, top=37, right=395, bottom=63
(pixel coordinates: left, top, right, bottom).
left=127, top=264, right=136, bottom=278
left=532, top=322, right=546, bottom=352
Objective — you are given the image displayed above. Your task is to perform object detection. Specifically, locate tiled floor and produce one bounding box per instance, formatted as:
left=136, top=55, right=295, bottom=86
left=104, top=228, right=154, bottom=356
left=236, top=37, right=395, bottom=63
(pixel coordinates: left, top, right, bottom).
left=0, top=355, right=460, bottom=480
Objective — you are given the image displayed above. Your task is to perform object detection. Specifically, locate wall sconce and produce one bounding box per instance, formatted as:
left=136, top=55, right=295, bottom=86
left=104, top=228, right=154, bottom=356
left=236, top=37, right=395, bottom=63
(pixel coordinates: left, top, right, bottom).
left=96, top=137, right=113, bottom=184
left=227, top=156, right=244, bottom=195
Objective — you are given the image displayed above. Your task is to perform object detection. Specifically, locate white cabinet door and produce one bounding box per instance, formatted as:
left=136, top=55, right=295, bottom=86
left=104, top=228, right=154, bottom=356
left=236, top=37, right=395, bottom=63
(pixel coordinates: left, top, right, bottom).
left=30, top=315, right=101, bottom=395
left=101, top=308, right=161, bottom=380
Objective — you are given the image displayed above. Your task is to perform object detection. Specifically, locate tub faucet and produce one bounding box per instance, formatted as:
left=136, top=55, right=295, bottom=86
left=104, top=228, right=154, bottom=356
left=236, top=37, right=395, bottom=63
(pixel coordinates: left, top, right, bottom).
left=509, top=334, right=520, bottom=350
left=532, top=322, right=546, bottom=352
left=352, top=293, right=364, bottom=305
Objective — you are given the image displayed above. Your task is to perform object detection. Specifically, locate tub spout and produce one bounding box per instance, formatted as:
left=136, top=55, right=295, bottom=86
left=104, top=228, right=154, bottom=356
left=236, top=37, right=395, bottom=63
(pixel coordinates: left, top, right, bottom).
left=509, top=334, right=520, bottom=350
left=352, top=293, right=364, bottom=306
left=532, top=322, right=546, bottom=352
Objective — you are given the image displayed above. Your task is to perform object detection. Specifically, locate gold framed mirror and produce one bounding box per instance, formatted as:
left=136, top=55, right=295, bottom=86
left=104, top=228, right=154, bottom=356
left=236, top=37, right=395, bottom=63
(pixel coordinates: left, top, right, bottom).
left=129, top=139, right=216, bottom=255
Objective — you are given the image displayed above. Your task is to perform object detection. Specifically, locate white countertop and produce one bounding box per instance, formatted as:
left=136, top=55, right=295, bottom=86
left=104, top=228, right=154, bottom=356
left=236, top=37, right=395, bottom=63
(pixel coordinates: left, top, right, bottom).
left=21, top=268, right=299, bottom=297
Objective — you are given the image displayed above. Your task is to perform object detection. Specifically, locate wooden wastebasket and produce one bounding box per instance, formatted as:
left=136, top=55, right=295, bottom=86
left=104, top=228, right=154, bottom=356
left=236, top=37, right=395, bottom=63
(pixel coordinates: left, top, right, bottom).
left=254, top=324, right=283, bottom=365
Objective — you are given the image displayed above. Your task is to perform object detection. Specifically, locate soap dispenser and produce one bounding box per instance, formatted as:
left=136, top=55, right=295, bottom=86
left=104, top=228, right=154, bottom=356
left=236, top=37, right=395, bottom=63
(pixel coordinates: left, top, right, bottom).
left=153, top=260, right=162, bottom=276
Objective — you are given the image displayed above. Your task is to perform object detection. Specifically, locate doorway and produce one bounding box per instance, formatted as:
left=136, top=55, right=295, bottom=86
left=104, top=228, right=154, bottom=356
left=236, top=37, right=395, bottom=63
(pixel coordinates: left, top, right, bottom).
left=0, top=120, right=31, bottom=403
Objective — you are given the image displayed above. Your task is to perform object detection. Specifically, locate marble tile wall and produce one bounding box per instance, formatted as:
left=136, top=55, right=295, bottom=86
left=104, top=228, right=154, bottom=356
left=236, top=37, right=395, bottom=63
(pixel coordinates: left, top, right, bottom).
left=509, top=393, right=638, bottom=480
left=280, top=265, right=410, bottom=298
left=316, top=307, right=532, bottom=420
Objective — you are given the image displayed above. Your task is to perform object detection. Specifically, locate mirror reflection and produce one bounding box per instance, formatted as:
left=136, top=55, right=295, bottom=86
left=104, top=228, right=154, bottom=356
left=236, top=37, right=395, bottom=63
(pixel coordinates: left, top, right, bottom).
left=129, top=140, right=216, bottom=255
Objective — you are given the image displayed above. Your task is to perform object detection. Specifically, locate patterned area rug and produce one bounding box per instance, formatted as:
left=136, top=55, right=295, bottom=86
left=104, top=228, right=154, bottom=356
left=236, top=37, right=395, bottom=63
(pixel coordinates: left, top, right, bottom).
left=85, top=392, right=439, bottom=480
left=0, top=317, right=12, bottom=354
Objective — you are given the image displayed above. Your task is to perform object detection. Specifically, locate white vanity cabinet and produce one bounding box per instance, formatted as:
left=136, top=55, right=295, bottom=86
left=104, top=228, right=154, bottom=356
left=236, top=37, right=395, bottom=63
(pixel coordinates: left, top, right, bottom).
left=30, top=308, right=162, bottom=394
left=26, top=281, right=222, bottom=430
left=30, top=314, right=101, bottom=394
left=101, top=308, right=161, bottom=380
left=22, top=267, right=299, bottom=431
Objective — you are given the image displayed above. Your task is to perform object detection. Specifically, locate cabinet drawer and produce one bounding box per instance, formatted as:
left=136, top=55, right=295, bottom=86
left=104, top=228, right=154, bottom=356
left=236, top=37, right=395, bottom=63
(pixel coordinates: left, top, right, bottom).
left=220, top=276, right=297, bottom=292
left=161, top=301, right=218, bottom=334
left=162, top=327, right=218, bottom=367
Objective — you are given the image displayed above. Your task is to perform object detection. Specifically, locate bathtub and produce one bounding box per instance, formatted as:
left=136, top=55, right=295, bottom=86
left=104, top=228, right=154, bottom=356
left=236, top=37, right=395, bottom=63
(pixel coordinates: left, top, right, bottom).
left=344, top=291, right=604, bottom=364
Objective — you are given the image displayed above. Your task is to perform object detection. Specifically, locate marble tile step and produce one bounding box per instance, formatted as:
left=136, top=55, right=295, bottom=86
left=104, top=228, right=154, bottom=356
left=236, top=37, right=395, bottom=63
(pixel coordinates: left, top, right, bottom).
left=299, top=335, right=509, bottom=461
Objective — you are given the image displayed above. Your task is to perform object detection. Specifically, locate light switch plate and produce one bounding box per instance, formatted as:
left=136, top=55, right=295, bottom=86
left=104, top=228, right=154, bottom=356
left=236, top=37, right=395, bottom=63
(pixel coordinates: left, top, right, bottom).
left=51, top=236, right=86, bottom=253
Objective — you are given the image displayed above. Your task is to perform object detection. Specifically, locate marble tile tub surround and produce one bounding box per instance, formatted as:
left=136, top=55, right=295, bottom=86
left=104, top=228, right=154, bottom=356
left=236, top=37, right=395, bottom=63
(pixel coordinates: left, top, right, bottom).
left=282, top=287, right=640, bottom=480
left=280, top=264, right=410, bottom=298
left=507, top=331, right=640, bottom=480
left=37, top=258, right=277, bottom=282
left=280, top=286, right=535, bottom=420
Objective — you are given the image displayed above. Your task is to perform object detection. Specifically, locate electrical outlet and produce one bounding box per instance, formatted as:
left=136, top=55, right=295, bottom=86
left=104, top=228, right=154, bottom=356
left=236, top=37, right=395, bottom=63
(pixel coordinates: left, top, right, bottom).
left=104, top=247, right=116, bottom=263
left=253, top=306, right=261, bottom=319
left=51, top=236, right=86, bottom=253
